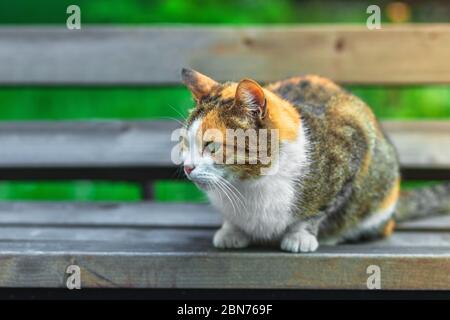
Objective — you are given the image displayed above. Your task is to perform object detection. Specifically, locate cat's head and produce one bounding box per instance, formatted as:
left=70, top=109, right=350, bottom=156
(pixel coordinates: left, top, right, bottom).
left=179, top=68, right=300, bottom=189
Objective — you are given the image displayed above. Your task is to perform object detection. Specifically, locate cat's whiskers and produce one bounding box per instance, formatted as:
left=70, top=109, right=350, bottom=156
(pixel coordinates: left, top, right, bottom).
left=156, top=115, right=185, bottom=127
left=215, top=179, right=244, bottom=215
left=214, top=175, right=248, bottom=215
left=197, top=172, right=246, bottom=216
left=167, top=104, right=189, bottom=122
left=195, top=173, right=236, bottom=214
left=213, top=179, right=238, bottom=215
left=206, top=173, right=246, bottom=211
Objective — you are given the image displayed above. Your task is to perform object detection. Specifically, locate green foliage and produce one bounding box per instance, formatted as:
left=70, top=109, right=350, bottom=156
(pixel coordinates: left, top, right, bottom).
left=2, top=0, right=449, bottom=24
left=155, top=181, right=207, bottom=202
left=0, top=181, right=140, bottom=201
left=1, top=86, right=449, bottom=121
left=401, top=180, right=442, bottom=190
left=0, top=0, right=363, bottom=24
left=348, top=86, right=450, bottom=119
left=0, top=87, right=192, bottom=120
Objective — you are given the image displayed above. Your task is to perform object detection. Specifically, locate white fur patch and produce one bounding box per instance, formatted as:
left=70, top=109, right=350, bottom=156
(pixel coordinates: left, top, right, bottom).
left=281, top=220, right=319, bottom=252
left=340, top=202, right=397, bottom=242
left=213, top=222, right=250, bottom=249
left=183, top=119, right=202, bottom=169
left=281, top=230, right=319, bottom=253
left=359, top=202, right=397, bottom=231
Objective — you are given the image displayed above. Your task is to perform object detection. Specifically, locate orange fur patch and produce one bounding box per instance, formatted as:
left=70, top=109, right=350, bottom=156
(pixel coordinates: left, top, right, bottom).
left=378, top=177, right=400, bottom=211
left=359, top=152, right=372, bottom=177
left=264, top=90, right=301, bottom=141
left=198, top=83, right=301, bottom=146
left=382, top=219, right=396, bottom=237
left=220, top=83, right=238, bottom=100
left=201, top=109, right=227, bottom=141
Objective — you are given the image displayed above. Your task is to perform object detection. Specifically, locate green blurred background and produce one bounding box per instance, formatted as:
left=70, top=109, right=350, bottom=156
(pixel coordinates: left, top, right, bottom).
left=0, top=0, right=449, bottom=202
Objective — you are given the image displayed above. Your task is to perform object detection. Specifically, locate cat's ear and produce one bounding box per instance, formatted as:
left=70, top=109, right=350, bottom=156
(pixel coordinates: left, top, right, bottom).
left=235, top=79, right=267, bottom=120
left=181, top=68, right=218, bottom=100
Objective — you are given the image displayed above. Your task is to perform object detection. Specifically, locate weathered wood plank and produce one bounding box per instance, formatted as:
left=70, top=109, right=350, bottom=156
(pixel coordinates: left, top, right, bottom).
left=0, top=201, right=448, bottom=232
left=0, top=120, right=448, bottom=171
left=381, top=121, right=450, bottom=169
left=0, top=121, right=179, bottom=168
left=2, top=237, right=450, bottom=254
left=0, top=234, right=449, bottom=289
left=1, top=25, right=450, bottom=85
left=0, top=226, right=214, bottom=243
left=0, top=202, right=219, bottom=228
left=1, top=225, right=450, bottom=246
left=396, top=216, right=450, bottom=232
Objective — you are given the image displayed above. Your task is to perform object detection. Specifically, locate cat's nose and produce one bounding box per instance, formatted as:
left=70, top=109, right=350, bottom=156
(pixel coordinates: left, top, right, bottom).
left=184, top=165, right=195, bottom=175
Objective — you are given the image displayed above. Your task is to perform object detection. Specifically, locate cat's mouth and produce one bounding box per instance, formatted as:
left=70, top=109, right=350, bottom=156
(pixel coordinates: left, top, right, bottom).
left=193, top=180, right=213, bottom=190
left=186, top=173, right=212, bottom=190
left=187, top=169, right=233, bottom=191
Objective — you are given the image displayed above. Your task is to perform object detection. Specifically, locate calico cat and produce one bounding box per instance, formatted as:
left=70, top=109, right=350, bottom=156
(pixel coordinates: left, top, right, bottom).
left=179, top=68, right=450, bottom=253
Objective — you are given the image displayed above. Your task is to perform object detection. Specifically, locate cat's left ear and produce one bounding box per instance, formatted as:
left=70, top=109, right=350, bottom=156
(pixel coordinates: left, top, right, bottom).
left=235, top=79, right=267, bottom=120
left=181, top=68, right=218, bottom=101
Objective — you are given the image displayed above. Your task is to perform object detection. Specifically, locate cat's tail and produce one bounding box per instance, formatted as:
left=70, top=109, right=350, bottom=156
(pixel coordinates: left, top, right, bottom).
left=395, top=183, right=450, bottom=222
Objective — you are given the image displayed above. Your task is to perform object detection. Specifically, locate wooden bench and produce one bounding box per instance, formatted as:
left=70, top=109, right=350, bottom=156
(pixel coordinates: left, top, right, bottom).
left=0, top=25, right=450, bottom=290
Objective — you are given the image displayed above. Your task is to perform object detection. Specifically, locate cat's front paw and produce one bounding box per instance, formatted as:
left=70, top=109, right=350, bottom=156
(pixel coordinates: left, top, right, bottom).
left=281, top=231, right=319, bottom=253
left=213, top=227, right=250, bottom=249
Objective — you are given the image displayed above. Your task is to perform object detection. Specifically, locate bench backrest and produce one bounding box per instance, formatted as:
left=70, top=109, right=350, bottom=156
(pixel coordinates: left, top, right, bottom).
left=2, top=26, right=450, bottom=85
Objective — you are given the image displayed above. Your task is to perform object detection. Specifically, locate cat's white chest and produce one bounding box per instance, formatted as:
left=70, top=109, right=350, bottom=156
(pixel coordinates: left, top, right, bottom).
left=208, top=176, right=297, bottom=241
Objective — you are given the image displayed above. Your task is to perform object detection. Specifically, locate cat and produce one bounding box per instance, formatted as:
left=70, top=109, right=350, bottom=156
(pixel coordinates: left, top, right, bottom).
left=179, top=68, right=450, bottom=253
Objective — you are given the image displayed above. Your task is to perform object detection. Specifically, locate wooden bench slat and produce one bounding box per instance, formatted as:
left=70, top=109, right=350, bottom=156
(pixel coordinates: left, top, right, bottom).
left=0, top=202, right=219, bottom=228
left=396, top=216, right=450, bottom=232
left=0, top=234, right=449, bottom=289
left=1, top=25, right=450, bottom=85
left=0, top=121, right=448, bottom=173
left=1, top=226, right=450, bottom=246
left=382, top=121, right=450, bottom=169
left=0, top=201, right=448, bottom=232
left=0, top=121, right=179, bottom=168
left=0, top=226, right=214, bottom=243
left=1, top=237, right=450, bottom=254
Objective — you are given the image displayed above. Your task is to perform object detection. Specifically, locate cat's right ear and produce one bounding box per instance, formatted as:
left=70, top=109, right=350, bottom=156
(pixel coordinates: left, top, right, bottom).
left=235, top=79, right=267, bottom=120
left=181, top=68, right=218, bottom=101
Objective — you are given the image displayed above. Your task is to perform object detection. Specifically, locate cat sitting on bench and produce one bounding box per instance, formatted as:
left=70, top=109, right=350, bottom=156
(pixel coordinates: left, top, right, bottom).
left=179, top=68, right=450, bottom=253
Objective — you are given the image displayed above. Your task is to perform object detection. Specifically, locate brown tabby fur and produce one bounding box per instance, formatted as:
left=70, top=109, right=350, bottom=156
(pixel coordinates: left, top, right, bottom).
left=182, top=69, right=449, bottom=243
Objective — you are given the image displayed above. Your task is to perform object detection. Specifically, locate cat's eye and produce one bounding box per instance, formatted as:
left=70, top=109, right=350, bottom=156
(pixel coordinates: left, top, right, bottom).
left=180, top=136, right=188, bottom=149
left=204, top=141, right=220, bottom=154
